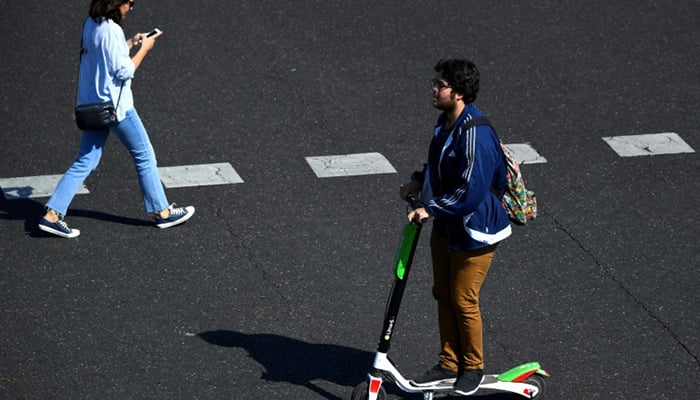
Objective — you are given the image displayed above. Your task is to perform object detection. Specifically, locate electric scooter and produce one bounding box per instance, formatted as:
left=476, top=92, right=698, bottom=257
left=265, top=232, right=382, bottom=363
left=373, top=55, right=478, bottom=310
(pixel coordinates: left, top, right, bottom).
left=351, top=195, right=549, bottom=400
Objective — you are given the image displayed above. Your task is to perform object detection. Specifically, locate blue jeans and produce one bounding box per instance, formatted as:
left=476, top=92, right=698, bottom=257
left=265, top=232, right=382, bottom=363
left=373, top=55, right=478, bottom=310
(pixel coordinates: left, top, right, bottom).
left=47, top=109, right=169, bottom=216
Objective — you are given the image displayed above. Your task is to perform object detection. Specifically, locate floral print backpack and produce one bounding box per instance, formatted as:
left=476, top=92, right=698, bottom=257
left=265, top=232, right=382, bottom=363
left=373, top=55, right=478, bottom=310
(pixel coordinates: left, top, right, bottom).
left=462, top=117, right=538, bottom=224
left=499, top=142, right=537, bottom=224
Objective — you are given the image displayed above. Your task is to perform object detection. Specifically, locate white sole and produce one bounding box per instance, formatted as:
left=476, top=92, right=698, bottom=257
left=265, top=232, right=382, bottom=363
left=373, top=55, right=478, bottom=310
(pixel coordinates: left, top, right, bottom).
left=156, top=207, right=195, bottom=229
left=453, top=388, right=479, bottom=396
left=410, top=378, right=456, bottom=388
left=39, top=224, right=80, bottom=238
left=453, top=376, right=485, bottom=396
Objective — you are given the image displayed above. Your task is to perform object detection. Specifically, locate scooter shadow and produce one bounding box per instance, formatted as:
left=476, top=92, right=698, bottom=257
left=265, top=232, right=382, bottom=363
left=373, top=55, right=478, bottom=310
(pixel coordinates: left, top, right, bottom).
left=199, top=330, right=377, bottom=399
left=198, top=330, right=515, bottom=400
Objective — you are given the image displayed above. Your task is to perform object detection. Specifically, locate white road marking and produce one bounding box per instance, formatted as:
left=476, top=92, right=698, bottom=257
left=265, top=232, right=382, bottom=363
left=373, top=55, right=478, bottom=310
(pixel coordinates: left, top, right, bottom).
left=603, top=133, right=695, bottom=157
left=0, top=175, right=89, bottom=200
left=0, top=163, right=242, bottom=200
left=305, top=152, right=397, bottom=178
left=158, top=162, right=243, bottom=188
left=504, top=143, right=547, bottom=164
left=2, top=134, right=694, bottom=200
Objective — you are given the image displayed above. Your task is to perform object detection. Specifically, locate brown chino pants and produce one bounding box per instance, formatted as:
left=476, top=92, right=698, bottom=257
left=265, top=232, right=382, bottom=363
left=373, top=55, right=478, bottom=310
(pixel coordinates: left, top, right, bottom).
left=430, top=228, right=497, bottom=372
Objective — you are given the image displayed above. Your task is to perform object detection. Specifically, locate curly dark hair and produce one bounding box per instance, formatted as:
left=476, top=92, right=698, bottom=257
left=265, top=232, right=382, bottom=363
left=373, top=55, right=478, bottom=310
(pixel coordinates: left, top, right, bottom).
left=89, top=0, right=130, bottom=24
left=434, top=59, right=480, bottom=104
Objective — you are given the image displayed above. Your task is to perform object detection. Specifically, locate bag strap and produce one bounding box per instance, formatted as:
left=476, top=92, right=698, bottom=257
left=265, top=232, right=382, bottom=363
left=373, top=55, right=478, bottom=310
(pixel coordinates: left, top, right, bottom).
left=461, top=117, right=493, bottom=132
left=452, top=116, right=499, bottom=150
left=77, top=18, right=124, bottom=109
left=457, top=117, right=512, bottom=197
left=451, top=117, right=495, bottom=146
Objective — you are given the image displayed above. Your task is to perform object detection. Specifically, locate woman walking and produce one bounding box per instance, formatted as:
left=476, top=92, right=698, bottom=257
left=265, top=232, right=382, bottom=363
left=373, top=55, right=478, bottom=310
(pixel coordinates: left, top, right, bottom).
left=39, top=0, right=194, bottom=238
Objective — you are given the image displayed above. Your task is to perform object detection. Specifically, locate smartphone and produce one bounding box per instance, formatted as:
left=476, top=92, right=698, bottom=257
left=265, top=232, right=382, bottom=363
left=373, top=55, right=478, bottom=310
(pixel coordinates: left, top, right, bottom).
left=146, top=28, right=161, bottom=38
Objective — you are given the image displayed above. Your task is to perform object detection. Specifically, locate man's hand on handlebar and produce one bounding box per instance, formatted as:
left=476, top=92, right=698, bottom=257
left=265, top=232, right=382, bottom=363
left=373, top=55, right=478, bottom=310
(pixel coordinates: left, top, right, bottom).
left=407, top=207, right=431, bottom=224
left=400, top=181, right=430, bottom=223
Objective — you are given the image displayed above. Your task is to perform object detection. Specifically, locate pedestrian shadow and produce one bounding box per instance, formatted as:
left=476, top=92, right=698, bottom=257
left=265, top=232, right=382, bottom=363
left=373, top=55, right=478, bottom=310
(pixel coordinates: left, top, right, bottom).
left=0, top=197, right=152, bottom=236
left=198, top=330, right=381, bottom=400
left=0, top=197, right=44, bottom=222
left=68, top=208, right=153, bottom=227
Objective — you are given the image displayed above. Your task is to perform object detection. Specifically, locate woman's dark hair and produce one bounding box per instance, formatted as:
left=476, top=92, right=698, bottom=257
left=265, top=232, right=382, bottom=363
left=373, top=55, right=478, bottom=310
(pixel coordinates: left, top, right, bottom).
left=89, top=0, right=129, bottom=24
left=434, top=59, right=480, bottom=104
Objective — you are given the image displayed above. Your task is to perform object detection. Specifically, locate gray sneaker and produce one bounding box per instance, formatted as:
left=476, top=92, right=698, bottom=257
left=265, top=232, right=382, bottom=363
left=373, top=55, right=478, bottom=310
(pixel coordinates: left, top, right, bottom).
left=411, top=364, right=457, bottom=387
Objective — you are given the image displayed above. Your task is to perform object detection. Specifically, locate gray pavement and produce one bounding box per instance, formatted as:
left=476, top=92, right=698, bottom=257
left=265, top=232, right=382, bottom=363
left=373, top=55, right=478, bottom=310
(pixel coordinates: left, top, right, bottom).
left=2, top=1, right=700, bottom=399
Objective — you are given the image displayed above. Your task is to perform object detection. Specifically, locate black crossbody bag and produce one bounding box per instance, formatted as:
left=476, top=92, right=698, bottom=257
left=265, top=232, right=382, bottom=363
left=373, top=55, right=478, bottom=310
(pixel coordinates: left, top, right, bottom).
left=74, top=19, right=124, bottom=131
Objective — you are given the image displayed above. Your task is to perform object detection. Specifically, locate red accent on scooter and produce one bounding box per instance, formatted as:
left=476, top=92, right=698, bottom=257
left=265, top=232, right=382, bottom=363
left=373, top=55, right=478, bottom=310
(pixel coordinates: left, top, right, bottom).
left=513, top=370, right=536, bottom=382
left=369, top=377, right=382, bottom=393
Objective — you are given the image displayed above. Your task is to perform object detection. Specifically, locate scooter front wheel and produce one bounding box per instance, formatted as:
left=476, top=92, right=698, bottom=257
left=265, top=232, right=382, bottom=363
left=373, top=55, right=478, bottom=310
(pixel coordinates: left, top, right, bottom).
left=524, top=374, right=546, bottom=399
left=351, top=381, right=386, bottom=400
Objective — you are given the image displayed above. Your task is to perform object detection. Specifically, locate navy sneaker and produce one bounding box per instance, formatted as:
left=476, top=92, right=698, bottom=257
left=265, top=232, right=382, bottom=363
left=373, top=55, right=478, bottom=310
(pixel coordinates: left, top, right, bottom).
left=453, top=369, right=484, bottom=396
left=411, top=364, right=457, bottom=387
left=38, top=217, right=80, bottom=238
left=155, top=203, right=195, bottom=229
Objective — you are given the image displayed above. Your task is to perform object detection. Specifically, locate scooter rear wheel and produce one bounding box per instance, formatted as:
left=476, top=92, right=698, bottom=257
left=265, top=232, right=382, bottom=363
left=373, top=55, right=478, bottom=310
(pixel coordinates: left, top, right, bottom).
left=524, top=374, right=546, bottom=399
left=351, top=381, right=386, bottom=400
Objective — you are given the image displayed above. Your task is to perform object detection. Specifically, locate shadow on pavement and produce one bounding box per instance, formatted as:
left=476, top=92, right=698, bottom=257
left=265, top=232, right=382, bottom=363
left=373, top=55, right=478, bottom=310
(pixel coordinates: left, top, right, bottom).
left=0, top=196, right=153, bottom=237
left=199, top=330, right=379, bottom=400
left=197, top=330, right=519, bottom=400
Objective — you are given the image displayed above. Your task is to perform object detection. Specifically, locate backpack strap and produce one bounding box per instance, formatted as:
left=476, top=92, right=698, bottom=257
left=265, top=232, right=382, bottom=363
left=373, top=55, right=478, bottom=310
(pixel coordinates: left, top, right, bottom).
left=460, top=117, right=509, bottom=198
left=461, top=117, right=492, bottom=131
left=456, top=117, right=501, bottom=149
left=448, top=116, right=493, bottom=145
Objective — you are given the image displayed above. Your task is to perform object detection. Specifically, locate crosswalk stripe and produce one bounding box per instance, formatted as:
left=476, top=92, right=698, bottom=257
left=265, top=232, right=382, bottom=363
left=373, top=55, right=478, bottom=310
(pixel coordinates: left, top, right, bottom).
left=305, top=152, right=397, bottom=178
left=0, top=175, right=89, bottom=200
left=504, top=143, right=547, bottom=164
left=603, top=133, right=695, bottom=157
left=0, top=163, right=242, bottom=200
left=158, top=162, right=243, bottom=188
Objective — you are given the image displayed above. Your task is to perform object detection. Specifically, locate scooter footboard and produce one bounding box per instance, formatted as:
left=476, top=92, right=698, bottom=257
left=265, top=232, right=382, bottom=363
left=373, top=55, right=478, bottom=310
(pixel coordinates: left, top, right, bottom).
left=371, top=352, right=449, bottom=395
left=365, top=354, right=546, bottom=399
left=479, top=376, right=541, bottom=398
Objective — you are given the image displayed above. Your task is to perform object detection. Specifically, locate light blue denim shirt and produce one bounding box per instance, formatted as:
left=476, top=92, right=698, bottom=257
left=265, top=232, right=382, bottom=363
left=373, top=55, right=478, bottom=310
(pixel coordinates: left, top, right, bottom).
left=77, top=17, right=134, bottom=121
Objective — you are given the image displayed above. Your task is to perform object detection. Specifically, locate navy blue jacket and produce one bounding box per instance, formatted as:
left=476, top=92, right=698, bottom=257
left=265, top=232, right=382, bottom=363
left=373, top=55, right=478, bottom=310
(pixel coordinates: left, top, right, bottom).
left=419, top=104, right=511, bottom=250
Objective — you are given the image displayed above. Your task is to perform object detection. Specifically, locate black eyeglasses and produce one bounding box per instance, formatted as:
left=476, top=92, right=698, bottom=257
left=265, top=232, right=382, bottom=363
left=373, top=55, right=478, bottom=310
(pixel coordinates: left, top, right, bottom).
left=431, top=79, right=450, bottom=91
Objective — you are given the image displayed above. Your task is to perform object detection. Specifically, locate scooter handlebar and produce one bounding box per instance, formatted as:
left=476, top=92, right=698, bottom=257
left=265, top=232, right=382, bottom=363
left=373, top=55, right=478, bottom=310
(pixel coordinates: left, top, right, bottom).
left=406, top=193, right=424, bottom=210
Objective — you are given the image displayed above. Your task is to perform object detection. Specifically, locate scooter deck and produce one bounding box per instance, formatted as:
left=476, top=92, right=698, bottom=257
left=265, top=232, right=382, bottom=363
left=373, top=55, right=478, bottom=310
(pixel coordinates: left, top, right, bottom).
left=400, top=373, right=541, bottom=398
left=407, top=373, right=499, bottom=392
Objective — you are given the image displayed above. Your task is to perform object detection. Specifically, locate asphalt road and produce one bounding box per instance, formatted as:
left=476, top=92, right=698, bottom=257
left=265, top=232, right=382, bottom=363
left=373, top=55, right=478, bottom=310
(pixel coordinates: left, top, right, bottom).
left=1, top=1, right=699, bottom=399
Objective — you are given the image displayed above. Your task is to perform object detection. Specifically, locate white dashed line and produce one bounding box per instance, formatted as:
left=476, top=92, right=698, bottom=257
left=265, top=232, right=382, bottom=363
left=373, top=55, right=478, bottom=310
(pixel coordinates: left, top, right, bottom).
left=158, top=162, right=244, bottom=188
left=603, top=133, right=695, bottom=157
left=305, top=152, right=397, bottom=178
left=504, top=143, right=547, bottom=164
left=0, top=175, right=89, bottom=200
